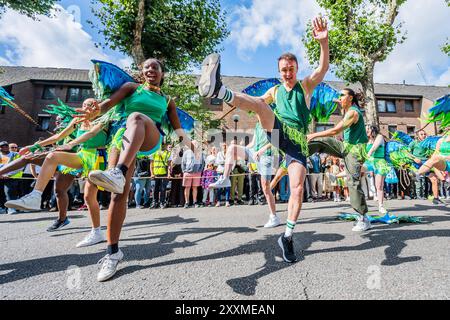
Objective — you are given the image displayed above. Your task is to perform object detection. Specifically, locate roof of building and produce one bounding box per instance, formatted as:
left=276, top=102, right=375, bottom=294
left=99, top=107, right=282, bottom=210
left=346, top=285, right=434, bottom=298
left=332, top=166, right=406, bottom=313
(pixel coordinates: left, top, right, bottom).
left=1, top=65, right=448, bottom=100
left=0, top=66, right=89, bottom=86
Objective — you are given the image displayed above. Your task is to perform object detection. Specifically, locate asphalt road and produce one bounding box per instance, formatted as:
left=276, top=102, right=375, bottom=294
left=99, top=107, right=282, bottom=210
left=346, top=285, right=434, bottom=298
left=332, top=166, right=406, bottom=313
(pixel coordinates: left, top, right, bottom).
left=1, top=199, right=449, bottom=300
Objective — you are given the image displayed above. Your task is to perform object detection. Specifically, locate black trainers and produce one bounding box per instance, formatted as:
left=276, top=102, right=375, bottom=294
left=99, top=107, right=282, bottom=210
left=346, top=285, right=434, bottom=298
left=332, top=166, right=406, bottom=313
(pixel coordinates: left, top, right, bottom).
left=278, top=234, right=297, bottom=263
left=198, top=53, right=222, bottom=98
left=432, top=198, right=444, bottom=205
left=47, top=218, right=70, bottom=232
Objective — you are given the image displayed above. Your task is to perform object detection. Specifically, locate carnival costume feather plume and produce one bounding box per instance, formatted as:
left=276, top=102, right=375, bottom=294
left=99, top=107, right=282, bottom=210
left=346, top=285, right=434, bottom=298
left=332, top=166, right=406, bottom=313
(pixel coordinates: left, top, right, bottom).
left=392, top=130, right=414, bottom=146
left=425, top=94, right=450, bottom=130
left=309, top=82, right=340, bottom=123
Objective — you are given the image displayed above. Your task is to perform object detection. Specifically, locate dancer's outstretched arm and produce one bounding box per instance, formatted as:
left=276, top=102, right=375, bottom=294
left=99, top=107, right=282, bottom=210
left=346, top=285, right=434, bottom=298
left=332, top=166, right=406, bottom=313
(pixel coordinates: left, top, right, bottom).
left=19, top=118, right=79, bottom=156
left=56, top=123, right=106, bottom=152
left=75, top=82, right=138, bottom=121
left=307, top=110, right=358, bottom=142
left=302, top=16, right=329, bottom=96
left=367, top=135, right=384, bottom=157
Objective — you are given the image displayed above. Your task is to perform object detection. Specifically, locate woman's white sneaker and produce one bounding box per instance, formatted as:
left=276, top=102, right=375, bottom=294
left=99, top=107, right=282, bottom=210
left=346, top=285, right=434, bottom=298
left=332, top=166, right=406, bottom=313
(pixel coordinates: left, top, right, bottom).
left=352, top=215, right=372, bottom=232
left=76, top=229, right=106, bottom=248
left=5, top=192, right=41, bottom=211
left=97, top=250, right=124, bottom=282
left=264, top=215, right=281, bottom=228
left=89, top=169, right=125, bottom=194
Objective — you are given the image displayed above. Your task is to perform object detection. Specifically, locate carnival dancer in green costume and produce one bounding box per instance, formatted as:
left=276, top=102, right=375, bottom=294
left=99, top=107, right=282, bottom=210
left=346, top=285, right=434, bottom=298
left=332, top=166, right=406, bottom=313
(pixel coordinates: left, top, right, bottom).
left=198, top=16, right=329, bottom=263
left=0, top=109, right=80, bottom=232
left=75, top=58, right=192, bottom=282
left=364, top=125, right=391, bottom=214
left=417, top=133, right=450, bottom=181
left=307, top=88, right=371, bottom=232
left=6, top=98, right=111, bottom=247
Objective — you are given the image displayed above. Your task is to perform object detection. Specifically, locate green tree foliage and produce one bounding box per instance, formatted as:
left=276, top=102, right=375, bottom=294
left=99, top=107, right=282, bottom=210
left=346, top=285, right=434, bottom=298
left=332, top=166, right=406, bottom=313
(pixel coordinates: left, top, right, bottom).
left=442, top=0, right=450, bottom=56
left=0, top=0, right=57, bottom=19
left=90, top=0, right=228, bottom=71
left=303, top=0, right=407, bottom=126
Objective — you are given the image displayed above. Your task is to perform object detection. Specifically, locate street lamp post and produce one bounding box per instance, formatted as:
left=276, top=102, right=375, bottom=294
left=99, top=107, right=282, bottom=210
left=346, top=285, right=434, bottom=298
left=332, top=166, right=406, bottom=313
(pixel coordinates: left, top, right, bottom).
left=232, top=114, right=240, bottom=131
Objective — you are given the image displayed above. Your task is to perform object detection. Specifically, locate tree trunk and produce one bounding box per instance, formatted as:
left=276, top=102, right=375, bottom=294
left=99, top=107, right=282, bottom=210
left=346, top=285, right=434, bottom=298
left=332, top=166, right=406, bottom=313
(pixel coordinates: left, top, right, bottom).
left=131, top=0, right=146, bottom=66
left=360, top=62, right=379, bottom=128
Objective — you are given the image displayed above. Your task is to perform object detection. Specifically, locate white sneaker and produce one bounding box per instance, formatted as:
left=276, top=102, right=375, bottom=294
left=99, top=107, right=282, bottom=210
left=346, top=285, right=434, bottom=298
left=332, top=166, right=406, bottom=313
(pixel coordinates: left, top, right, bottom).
left=198, top=53, right=222, bottom=97
left=345, top=197, right=350, bottom=202
left=333, top=198, right=337, bottom=202
left=352, top=215, right=372, bottom=232
left=264, top=215, right=281, bottom=228
left=5, top=192, right=41, bottom=211
left=97, top=249, right=124, bottom=282
left=379, top=206, right=387, bottom=215
left=76, top=229, right=106, bottom=248
left=89, top=168, right=126, bottom=194
left=336, top=198, right=342, bottom=203
left=209, top=176, right=231, bottom=189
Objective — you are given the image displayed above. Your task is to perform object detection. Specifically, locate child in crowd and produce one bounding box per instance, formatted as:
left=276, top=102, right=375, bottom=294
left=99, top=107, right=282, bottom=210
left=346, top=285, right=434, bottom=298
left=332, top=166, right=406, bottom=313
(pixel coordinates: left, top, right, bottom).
left=201, top=162, right=218, bottom=206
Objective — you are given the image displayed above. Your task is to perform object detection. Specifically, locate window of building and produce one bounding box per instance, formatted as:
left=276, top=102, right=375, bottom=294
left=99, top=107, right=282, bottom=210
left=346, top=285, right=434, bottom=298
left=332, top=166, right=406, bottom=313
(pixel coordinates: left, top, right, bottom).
left=37, top=114, right=52, bottom=131
left=210, top=98, right=223, bottom=106
left=67, top=87, right=93, bottom=102
left=405, top=100, right=414, bottom=112
left=377, top=99, right=396, bottom=113
left=388, top=125, right=397, bottom=138
left=42, top=86, right=56, bottom=100
left=315, top=123, right=334, bottom=132
left=407, top=126, right=415, bottom=138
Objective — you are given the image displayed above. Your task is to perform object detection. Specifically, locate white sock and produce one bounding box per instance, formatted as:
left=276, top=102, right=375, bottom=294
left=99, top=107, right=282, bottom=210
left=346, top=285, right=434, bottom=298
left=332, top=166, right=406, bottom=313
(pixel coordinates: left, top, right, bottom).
left=217, top=86, right=235, bottom=103
left=284, top=219, right=296, bottom=238
left=30, top=190, right=43, bottom=197
left=93, top=227, right=101, bottom=232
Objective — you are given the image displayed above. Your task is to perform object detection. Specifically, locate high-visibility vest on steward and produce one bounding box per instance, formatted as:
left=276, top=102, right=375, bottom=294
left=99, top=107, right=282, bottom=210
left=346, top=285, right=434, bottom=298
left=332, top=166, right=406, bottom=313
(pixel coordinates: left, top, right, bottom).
left=153, top=150, right=170, bottom=176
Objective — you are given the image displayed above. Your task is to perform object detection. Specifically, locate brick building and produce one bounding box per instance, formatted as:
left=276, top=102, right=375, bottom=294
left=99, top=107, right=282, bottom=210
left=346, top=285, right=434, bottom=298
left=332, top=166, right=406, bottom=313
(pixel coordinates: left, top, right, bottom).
left=0, top=65, right=448, bottom=146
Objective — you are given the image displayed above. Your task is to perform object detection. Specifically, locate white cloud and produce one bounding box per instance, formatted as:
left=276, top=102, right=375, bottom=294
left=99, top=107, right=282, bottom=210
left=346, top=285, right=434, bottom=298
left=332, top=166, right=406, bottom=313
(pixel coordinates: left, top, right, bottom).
left=230, top=0, right=449, bottom=85
left=229, top=0, right=321, bottom=74
left=374, top=0, right=450, bottom=86
left=0, top=5, right=130, bottom=69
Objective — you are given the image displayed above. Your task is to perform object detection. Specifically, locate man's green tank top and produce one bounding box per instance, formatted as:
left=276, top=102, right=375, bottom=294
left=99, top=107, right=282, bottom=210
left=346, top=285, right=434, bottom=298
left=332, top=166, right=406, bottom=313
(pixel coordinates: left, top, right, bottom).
left=440, top=139, right=450, bottom=157
left=343, top=106, right=368, bottom=145
left=76, top=127, right=107, bottom=149
left=123, top=85, right=168, bottom=124
left=274, top=82, right=310, bottom=134
left=253, top=123, right=271, bottom=156
left=366, top=140, right=385, bottom=159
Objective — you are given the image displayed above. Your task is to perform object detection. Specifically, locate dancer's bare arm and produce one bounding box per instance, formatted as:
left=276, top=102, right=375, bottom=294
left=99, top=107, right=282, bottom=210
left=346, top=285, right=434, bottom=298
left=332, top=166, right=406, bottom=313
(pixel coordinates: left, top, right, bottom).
left=302, top=16, right=330, bottom=97
left=75, top=82, right=138, bottom=121
left=56, top=123, right=106, bottom=152
left=307, top=110, right=358, bottom=142
left=367, top=135, right=384, bottom=158
left=20, top=118, right=79, bottom=155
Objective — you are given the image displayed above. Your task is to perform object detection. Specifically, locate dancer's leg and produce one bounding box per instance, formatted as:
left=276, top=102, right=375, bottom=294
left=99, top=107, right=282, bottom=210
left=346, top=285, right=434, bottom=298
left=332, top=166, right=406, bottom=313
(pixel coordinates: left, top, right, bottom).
left=54, top=173, right=75, bottom=221
left=35, top=152, right=82, bottom=191
left=5, top=152, right=81, bottom=211
left=107, top=160, right=136, bottom=245
left=75, top=179, right=105, bottom=248
left=375, top=174, right=385, bottom=207
left=89, top=114, right=161, bottom=195
left=84, top=180, right=100, bottom=228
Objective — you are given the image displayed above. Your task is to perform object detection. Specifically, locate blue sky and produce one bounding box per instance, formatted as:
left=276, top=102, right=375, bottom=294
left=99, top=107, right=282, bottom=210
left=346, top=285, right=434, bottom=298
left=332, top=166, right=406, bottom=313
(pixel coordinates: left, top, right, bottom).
left=0, top=0, right=449, bottom=85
